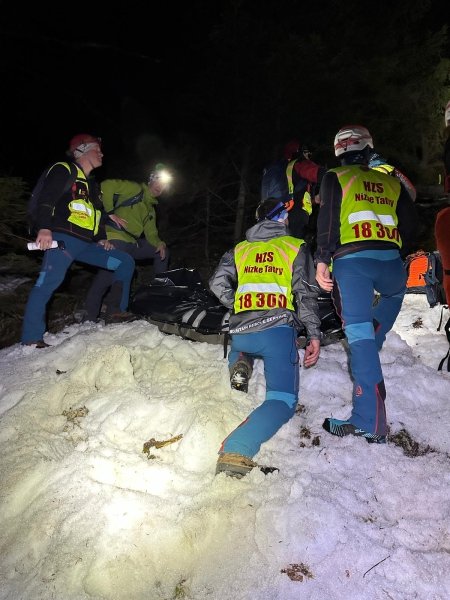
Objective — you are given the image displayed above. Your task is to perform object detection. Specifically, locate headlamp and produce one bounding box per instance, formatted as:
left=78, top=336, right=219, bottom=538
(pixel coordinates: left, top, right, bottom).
left=148, top=166, right=173, bottom=186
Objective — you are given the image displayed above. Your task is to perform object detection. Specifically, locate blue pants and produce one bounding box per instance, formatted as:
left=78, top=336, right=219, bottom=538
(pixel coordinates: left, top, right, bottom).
left=84, top=238, right=170, bottom=321
left=332, top=250, right=407, bottom=435
left=21, top=233, right=135, bottom=343
left=221, top=326, right=299, bottom=458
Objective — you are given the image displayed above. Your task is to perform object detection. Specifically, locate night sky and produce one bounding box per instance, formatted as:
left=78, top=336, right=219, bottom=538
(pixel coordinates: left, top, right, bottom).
left=1, top=1, right=449, bottom=184
left=1, top=1, right=217, bottom=180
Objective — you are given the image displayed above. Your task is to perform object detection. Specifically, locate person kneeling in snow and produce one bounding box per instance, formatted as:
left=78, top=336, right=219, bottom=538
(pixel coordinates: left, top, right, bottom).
left=209, top=197, right=321, bottom=478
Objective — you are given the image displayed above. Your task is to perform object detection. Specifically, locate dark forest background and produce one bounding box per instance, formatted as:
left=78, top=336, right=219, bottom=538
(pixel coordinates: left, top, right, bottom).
left=0, top=0, right=449, bottom=346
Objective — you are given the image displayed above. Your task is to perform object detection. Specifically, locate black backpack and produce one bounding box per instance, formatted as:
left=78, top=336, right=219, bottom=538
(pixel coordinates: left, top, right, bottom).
left=27, top=162, right=78, bottom=233
left=404, top=250, right=446, bottom=308
left=261, top=159, right=290, bottom=201
left=260, top=158, right=310, bottom=203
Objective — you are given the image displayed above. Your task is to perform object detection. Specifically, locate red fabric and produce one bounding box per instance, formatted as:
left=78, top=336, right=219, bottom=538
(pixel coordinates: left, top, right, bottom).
left=444, top=175, right=450, bottom=194
left=283, top=139, right=300, bottom=160
left=294, top=159, right=321, bottom=183
left=435, top=207, right=450, bottom=303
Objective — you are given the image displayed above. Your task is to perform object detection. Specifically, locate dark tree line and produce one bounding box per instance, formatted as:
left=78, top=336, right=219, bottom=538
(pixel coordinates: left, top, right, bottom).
left=154, top=0, right=450, bottom=262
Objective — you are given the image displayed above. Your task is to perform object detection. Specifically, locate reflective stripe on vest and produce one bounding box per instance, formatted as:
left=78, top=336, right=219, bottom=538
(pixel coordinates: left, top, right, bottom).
left=286, top=159, right=312, bottom=215
left=330, top=165, right=402, bottom=247
left=286, top=160, right=296, bottom=199
left=233, top=236, right=303, bottom=313
left=372, top=163, right=395, bottom=176
left=67, top=165, right=101, bottom=234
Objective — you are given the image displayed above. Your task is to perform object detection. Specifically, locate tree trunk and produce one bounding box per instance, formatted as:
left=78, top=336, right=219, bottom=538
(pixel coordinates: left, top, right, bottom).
left=233, top=146, right=250, bottom=244
left=204, top=191, right=210, bottom=261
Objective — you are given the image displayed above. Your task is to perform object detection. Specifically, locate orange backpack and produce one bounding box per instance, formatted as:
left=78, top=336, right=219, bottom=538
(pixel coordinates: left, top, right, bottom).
left=404, top=250, right=445, bottom=307
left=405, top=252, right=429, bottom=289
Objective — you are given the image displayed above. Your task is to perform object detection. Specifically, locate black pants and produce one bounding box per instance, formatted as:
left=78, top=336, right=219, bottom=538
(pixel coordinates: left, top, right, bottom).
left=84, top=239, right=170, bottom=320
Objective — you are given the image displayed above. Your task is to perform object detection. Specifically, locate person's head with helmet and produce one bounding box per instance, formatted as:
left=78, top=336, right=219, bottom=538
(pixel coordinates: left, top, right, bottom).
left=255, top=197, right=290, bottom=223
left=333, top=125, right=374, bottom=166
left=67, top=133, right=103, bottom=174
left=147, top=163, right=173, bottom=197
left=283, top=139, right=312, bottom=161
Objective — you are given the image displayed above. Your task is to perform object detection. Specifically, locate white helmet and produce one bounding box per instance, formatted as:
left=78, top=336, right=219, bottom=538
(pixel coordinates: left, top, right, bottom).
left=334, top=125, right=374, bottom=157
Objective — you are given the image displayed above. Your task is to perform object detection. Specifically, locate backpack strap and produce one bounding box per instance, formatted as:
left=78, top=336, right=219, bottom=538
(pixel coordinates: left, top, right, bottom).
left=438, top=317, right=450, bottom=372
left=107, top=221, right=141, bottom=241
left=67, top=163, right=79, bottom=194
left=106, top=190, right=145, bottom=241
left=108, top=190, right=144, bottom=213
left=51, top=161, right=78, bottom=195
left=437, top=305, right=446, bottom=331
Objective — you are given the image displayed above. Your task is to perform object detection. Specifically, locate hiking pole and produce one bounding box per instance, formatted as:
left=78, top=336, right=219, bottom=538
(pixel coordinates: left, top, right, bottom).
left=438, top=316, right=450, bottom=372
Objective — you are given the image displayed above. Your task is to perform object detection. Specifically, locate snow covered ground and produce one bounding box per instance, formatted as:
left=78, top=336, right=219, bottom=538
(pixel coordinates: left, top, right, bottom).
left=0, top=293, right=449, bottom=600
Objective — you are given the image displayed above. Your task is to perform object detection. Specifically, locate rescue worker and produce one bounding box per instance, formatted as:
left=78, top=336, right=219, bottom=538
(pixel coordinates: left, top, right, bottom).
left=261, top=139, right=326, bottom=242
left=83, top=165, right=170, bottom=323
left=209, top=197, right=321, bottom=477
left=21, top=134, right=135, bottom=347
left=315, top=125, right=418, bottom=443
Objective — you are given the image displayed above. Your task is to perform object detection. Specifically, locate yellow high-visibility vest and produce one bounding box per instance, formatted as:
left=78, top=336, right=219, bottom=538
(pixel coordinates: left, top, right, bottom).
left=234, top=236, right=304, bottom=313
left=330, top=165, right=402, bottom=248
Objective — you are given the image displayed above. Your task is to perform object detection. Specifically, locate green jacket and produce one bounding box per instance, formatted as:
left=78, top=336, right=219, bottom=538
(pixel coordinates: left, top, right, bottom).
left=101, top=179, right=163, bottom=246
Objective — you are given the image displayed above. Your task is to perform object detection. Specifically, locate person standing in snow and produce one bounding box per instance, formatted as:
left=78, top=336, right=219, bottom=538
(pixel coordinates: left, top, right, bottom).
left=209, top=197, right=321, bottom=478
left=82, top=165, right=171, bottom=323
left=21, top=134, right=136, bottom=348
left=315, top=125, right=418, bottom=443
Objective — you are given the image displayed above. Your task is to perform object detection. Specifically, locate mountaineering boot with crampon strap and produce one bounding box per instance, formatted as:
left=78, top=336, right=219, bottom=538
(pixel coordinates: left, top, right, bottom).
left=323, top=418, right=386, bottom=444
